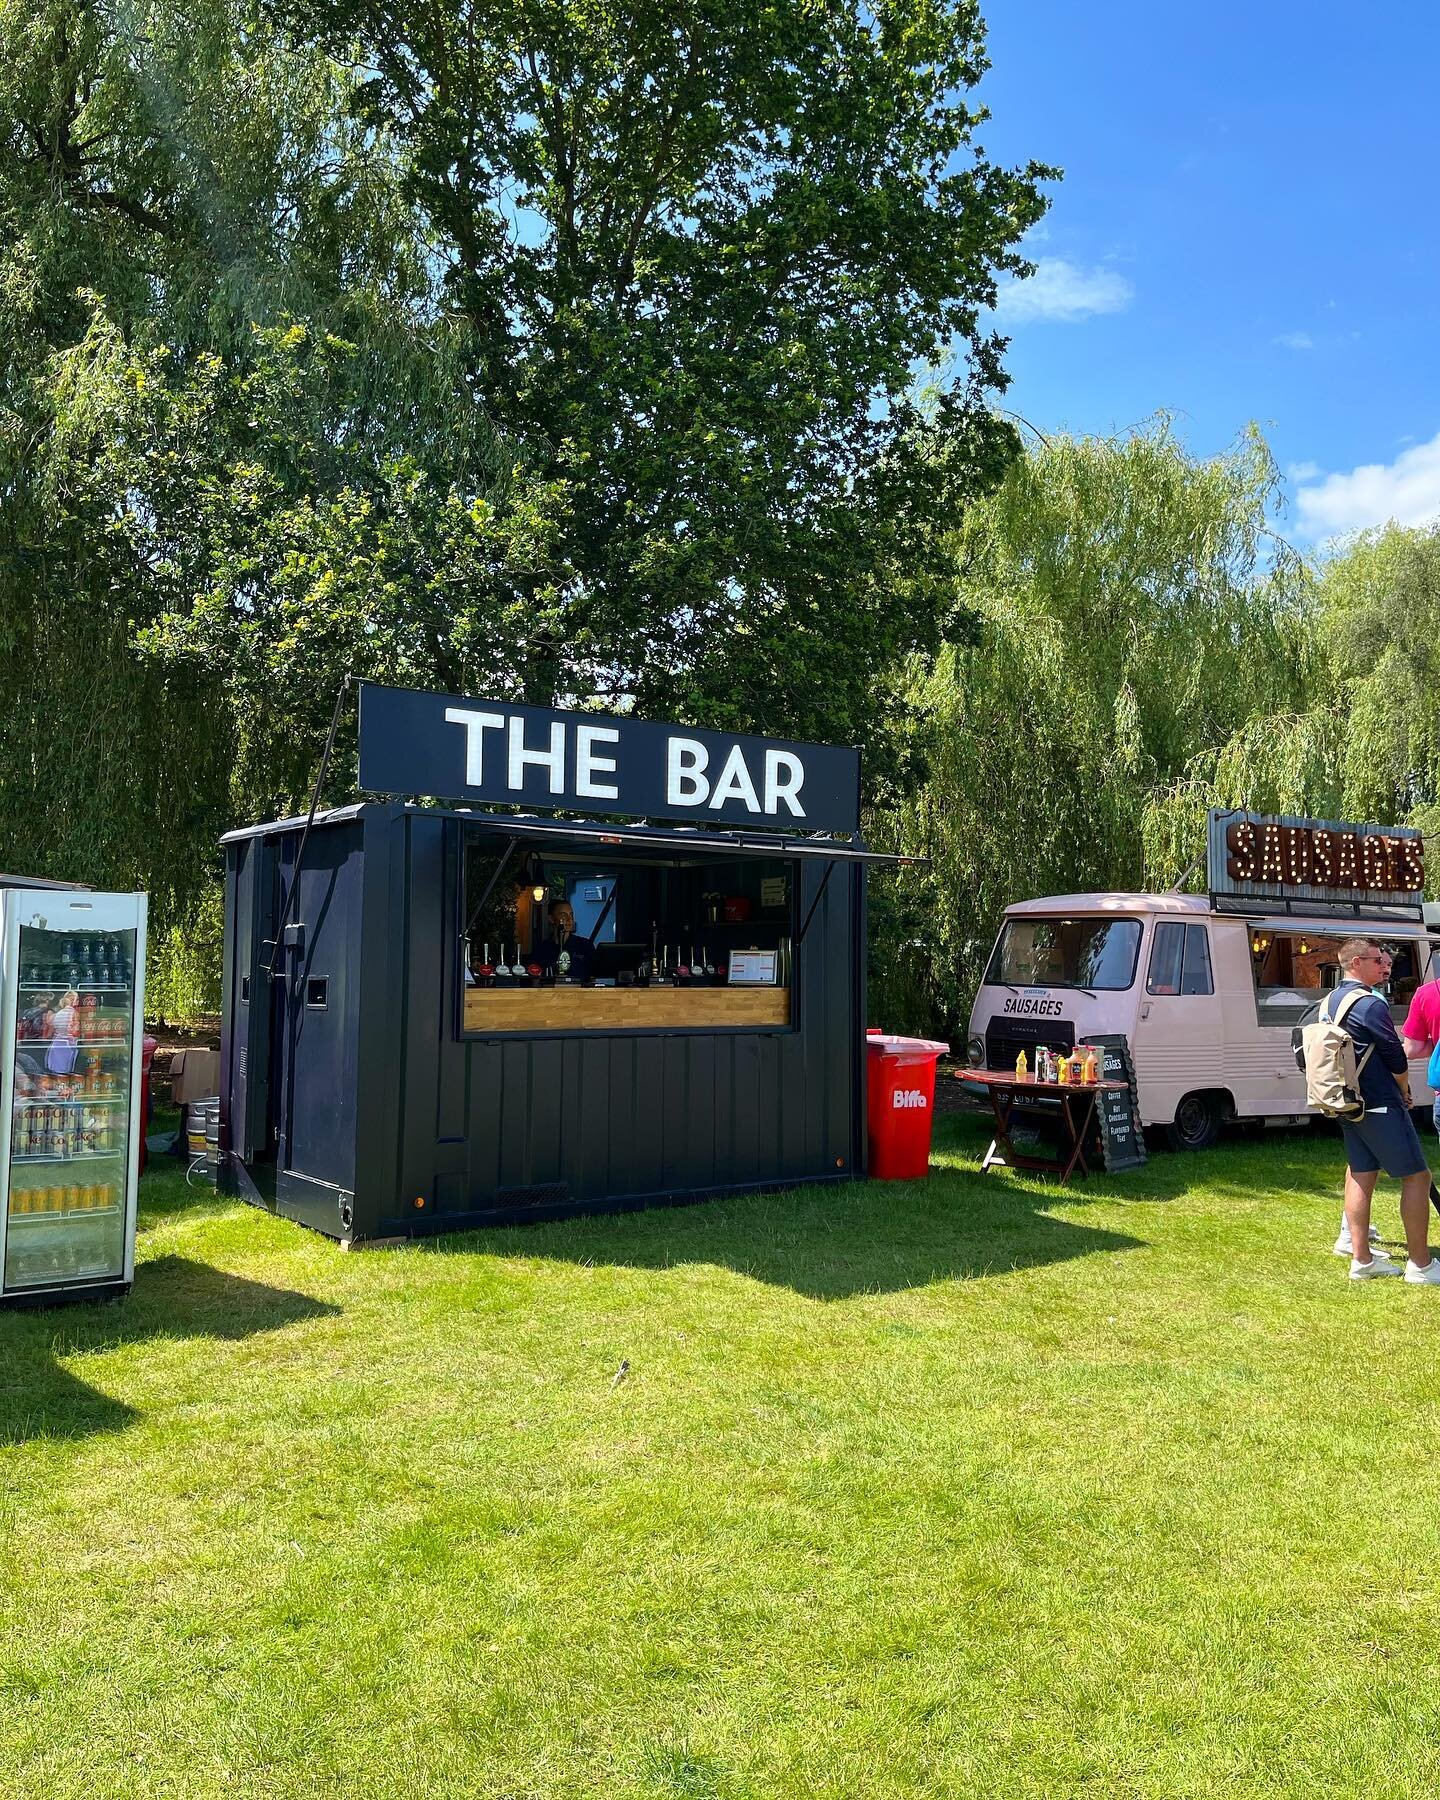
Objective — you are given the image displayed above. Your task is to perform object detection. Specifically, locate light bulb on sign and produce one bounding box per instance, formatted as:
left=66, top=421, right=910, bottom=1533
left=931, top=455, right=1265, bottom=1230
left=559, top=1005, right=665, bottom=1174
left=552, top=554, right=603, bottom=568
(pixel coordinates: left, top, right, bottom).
left=532, top=884, right=546, bottom=902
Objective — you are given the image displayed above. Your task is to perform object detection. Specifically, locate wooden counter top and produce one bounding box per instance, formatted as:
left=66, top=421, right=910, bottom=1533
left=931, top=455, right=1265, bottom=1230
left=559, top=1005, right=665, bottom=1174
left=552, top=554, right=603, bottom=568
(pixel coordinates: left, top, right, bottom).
left=463, top=984, right=791, bottom=1033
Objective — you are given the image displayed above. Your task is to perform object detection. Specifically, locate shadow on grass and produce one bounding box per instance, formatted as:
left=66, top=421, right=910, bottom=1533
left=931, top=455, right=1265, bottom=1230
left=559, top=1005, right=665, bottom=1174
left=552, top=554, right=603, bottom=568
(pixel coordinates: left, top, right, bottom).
left=431, top=1129, right=1147, bottom=1301
left=0, top=1256, right=339, bottom=1447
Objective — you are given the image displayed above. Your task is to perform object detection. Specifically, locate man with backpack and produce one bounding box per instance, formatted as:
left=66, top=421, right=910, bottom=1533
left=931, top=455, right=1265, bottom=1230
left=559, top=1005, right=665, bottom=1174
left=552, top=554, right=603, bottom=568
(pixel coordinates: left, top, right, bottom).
left=1306, top=938, right=1438, bottom=1282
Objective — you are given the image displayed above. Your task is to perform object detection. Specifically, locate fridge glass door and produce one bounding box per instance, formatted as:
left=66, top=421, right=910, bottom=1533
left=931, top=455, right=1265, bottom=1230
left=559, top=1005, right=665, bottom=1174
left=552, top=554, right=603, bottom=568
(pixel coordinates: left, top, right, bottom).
left=5, top=922, right=138, bottom=1290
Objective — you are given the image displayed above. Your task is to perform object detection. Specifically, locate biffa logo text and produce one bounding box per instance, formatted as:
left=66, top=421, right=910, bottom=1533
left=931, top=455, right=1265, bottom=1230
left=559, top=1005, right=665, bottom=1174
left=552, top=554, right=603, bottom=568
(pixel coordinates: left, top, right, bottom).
left=892, top=1090, right=928, bottom=1110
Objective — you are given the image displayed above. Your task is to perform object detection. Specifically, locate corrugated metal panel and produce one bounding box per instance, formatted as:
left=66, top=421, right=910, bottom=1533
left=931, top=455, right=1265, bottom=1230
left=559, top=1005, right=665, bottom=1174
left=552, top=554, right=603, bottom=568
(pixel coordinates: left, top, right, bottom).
left=231, top=808, right=864, bottom=1240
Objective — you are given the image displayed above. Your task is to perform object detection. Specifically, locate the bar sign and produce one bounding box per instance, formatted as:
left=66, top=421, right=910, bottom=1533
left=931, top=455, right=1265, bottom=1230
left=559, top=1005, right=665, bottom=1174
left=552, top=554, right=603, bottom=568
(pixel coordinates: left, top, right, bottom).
left=357, top=683, right=861, bottom=833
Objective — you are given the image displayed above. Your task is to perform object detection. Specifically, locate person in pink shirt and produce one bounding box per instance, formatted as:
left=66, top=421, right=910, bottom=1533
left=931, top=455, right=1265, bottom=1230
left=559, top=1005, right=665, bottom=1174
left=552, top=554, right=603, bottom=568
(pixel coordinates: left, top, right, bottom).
left=1402, top=968, right=1440, bottom=1135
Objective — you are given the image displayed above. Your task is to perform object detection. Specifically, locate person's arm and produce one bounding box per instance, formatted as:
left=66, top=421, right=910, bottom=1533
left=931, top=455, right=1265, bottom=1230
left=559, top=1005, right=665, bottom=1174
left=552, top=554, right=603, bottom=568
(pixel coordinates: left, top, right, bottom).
left=1402, top=987, right=1437, bottom=1059
left=1361, top=996, right=1409, bottom=1073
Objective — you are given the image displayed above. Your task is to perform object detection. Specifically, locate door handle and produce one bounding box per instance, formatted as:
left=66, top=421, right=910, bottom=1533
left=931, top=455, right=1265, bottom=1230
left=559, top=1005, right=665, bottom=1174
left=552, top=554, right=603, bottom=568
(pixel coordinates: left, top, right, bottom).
left=1139, top=1002, right=1152, bottom=1020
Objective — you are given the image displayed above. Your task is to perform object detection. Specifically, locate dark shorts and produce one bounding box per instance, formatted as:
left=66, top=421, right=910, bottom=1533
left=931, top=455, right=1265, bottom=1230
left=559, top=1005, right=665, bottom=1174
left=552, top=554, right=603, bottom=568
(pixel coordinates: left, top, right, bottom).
left=1342, top=1105, right=1429, bottom=1179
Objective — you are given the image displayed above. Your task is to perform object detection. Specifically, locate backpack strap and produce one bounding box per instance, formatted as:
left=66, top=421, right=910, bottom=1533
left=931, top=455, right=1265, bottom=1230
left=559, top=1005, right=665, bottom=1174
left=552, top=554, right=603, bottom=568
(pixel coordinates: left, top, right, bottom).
left=1328, top=985, right=1375, bottom=1076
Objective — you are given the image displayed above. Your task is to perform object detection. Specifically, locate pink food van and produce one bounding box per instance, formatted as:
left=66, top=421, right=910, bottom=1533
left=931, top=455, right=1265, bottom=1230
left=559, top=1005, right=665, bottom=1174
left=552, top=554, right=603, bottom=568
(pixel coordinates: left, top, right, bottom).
left=965, top=890, right=1440, bottom=1150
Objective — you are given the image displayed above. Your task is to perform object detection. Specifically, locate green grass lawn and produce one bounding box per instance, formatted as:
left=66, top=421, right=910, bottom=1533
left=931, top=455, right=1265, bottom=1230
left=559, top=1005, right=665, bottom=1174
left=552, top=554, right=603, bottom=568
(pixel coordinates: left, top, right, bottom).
left=1, top=1115, right=1437, bottom=1798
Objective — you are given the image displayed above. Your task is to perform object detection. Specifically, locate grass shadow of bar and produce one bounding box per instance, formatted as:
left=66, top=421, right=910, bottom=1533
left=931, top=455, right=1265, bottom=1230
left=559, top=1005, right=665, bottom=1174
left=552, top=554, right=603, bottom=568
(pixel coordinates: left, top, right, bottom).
left=0, top=1255, right=341, bottom=1446
left=423, top=1132, right=1149, bottom=1301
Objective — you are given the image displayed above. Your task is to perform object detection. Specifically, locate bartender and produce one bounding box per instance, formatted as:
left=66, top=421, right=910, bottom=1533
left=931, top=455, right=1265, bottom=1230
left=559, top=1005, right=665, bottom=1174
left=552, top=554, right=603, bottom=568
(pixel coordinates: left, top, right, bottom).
left=536, top=897, right=594, bottom=982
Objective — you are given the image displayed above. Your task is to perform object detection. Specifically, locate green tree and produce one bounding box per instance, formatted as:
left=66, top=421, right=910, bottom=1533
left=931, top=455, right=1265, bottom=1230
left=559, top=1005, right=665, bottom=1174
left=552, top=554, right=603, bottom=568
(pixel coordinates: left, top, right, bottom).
left=1142, top=521, right=1440, bottom=891
left=270, top=0, right=1054, bottom=744
left=869, top=422, right=1316, bottom=1035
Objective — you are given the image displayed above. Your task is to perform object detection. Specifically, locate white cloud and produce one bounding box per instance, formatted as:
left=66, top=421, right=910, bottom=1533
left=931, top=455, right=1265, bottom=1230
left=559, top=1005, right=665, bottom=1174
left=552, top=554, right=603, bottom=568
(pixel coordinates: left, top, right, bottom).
left=1287, top=460, right=1322, bottom=482
left=1274, top=331, right=1315, bottom=351
left=994, top=258, right=1134, bottom=324
left=1295, top=431, right=1440, bottom=537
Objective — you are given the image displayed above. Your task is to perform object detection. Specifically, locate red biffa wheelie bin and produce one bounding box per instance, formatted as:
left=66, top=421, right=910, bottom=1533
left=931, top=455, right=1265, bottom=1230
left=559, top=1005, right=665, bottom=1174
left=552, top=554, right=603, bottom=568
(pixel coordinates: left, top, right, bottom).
left=865, top=1033, right=949, bottom=1179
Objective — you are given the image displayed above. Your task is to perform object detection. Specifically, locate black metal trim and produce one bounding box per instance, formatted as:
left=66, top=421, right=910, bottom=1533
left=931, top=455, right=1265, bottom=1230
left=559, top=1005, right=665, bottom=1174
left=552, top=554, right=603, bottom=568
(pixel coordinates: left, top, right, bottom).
left=263, top=675, right=353, bottom=975
left=795, top=859, right=836, bottom=948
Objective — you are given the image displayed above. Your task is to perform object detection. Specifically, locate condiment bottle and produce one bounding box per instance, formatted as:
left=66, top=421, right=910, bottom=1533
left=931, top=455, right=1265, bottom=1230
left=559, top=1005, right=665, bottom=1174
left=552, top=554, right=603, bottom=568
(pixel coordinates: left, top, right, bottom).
left=1082, top=1048, right=1098, bottom=1084
left=1015, top=1048, right=1028, bottom=1080
left=1057, top=1051, right=1070, bottom=1084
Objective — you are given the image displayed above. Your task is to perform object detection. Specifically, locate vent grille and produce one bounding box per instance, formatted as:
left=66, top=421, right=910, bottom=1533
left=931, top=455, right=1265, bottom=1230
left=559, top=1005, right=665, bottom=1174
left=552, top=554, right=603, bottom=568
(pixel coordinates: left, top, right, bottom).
left=986, top=1021, right=1074, bottom=1069
left=495, top=1181, right=571, bottom=1209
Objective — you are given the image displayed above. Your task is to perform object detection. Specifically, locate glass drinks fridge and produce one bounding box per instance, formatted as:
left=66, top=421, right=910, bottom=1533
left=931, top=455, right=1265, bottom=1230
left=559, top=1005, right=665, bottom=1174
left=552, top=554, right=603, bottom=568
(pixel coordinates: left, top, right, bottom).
left=1, top=889, right=147, bottom=1303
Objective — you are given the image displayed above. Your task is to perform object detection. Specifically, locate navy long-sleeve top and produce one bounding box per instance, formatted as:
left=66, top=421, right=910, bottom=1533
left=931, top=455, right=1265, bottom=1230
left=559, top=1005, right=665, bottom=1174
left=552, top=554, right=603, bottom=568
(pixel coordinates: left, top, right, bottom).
left=1331, top=979, right=1409, bottom=1106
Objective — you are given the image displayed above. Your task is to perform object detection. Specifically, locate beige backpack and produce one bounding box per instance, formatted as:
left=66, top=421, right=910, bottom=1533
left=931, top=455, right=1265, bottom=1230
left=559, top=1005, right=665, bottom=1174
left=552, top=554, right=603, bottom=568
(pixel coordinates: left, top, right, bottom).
left=1296, top=987, right=1373, bottom=1119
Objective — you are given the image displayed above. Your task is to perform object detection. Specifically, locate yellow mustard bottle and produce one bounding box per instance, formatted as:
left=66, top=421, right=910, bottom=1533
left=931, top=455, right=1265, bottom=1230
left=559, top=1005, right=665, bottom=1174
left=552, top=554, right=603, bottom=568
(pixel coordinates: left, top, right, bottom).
left=1057, top=1051, right=1070, bottom=1084
left=1015, top=1048, right=1028, bottom=1080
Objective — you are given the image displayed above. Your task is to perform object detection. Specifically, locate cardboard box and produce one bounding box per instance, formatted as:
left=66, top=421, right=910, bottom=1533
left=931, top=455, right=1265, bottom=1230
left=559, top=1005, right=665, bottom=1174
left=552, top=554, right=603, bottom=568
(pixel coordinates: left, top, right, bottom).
left=169, top=1048, right=220, bottom=1104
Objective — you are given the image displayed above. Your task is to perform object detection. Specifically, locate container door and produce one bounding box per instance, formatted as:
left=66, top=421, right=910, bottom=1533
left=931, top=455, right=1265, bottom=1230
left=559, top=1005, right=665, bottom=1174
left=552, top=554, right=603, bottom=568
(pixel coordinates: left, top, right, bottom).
left=0, top=892, right=146, bottom=1296
left=274, top=826, right=361, bottom=1194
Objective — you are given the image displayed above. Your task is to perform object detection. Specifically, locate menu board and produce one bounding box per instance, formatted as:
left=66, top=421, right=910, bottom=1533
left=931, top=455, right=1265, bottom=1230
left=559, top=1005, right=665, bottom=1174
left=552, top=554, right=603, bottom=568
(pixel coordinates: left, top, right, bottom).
left=729, top=949, right=778, bottom=986
left=1085, top=1034, right=1147, bottom=1172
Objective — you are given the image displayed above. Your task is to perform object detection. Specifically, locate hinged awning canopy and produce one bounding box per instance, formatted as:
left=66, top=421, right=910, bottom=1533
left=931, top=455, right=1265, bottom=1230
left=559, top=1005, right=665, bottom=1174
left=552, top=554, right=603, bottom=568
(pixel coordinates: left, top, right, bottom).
left=222, top=801, right=926, bottom=868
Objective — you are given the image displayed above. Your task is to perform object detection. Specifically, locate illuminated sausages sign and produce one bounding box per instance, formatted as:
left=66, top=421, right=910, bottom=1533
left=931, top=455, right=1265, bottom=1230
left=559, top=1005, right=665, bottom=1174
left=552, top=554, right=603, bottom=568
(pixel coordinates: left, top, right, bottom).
left=1206, top=807, right=1425, bottom=909
left=356, top=682, right=862, bottom=833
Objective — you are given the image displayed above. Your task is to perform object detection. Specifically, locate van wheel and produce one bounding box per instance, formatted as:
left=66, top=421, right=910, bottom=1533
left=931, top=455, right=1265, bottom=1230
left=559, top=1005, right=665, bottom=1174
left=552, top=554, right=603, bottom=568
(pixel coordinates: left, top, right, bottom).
left=1166, top=1093, right=1222, bottom=1152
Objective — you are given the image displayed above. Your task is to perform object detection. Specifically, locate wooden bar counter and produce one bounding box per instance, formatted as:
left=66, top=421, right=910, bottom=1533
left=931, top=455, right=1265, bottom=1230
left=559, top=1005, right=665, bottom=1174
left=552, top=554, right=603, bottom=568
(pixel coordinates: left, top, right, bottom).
left=463, top=983, right=791, bottom=1033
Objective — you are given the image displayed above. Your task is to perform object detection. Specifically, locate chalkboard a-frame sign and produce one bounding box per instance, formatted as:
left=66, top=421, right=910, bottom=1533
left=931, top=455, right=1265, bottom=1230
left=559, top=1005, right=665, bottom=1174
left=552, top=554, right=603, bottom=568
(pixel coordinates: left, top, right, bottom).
left=356, top=682, right=862, bottom=835
left=1085, top=1034, right=1147, bottom=1173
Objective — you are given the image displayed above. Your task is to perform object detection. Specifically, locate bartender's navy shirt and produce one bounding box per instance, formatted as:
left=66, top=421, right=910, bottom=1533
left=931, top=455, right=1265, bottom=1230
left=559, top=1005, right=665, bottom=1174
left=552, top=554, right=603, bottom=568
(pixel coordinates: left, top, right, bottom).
left=536, top=933, right=594, bottom=980
left=1330, top=979, right=1409, bottom=1107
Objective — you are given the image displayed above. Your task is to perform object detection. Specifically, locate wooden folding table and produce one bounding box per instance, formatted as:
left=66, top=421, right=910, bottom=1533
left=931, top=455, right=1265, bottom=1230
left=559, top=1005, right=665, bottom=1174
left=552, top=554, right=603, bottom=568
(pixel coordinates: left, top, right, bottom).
left=961, top=1070, right=1132, bottom=1184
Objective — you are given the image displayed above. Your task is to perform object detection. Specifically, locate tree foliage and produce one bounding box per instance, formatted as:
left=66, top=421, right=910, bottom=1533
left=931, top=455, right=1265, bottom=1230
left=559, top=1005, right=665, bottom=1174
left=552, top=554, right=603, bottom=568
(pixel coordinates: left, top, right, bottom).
left=869, top=423, right=1316, bottom=1033
left=264, top=0, right=1054, bottom=739
left=2, top=0, right=1054, bottom=1011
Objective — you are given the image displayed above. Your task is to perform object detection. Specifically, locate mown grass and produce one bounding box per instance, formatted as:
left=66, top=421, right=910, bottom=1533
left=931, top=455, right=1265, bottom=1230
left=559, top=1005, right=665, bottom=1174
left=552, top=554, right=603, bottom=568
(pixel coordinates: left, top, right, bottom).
left=0, top=1115, right=1437, bottom=1798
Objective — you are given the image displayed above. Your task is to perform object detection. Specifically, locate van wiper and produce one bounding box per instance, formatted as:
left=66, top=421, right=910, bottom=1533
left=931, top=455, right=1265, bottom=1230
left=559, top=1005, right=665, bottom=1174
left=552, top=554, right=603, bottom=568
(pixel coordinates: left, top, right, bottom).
left=1073, top=986, right=1098, bottom=999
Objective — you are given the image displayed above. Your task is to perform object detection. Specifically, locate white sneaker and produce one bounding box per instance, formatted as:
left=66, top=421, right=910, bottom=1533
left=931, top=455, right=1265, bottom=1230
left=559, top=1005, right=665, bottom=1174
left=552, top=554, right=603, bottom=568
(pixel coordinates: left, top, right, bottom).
left=1334, top=1225, right=1383, bottom=1257
left=1350, top=1252, right=1402, bottom=1280
left=1405, top=1259, right=1440, bottom=1285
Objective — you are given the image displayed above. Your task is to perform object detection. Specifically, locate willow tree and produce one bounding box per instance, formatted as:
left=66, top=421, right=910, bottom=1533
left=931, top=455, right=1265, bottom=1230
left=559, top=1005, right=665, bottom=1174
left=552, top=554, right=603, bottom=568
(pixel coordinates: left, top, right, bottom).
left=868, top=422, right=1316, bottom=1034
left=1140, top=520, right=1440, bottom=893
left=1, top=0, right=533, bottom=1008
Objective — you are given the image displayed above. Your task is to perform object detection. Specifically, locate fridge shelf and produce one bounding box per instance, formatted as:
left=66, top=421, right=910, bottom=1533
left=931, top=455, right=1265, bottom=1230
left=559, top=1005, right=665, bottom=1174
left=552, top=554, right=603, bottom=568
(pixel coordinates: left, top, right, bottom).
left=17, top=1097, right=127, bottom=1108
left=18, top=984, right=132, bottom=994
left=8, top=1207, right=122, bottom=1224
left=15, top=1040, right=131, bottom=1051
left=12, top=1151, right=124, bottom=1166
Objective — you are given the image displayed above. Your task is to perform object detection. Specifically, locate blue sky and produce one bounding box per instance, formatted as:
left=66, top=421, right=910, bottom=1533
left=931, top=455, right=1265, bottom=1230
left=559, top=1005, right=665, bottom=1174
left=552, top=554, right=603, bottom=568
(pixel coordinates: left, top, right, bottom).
left=970, top=1, right=1440, bottom=543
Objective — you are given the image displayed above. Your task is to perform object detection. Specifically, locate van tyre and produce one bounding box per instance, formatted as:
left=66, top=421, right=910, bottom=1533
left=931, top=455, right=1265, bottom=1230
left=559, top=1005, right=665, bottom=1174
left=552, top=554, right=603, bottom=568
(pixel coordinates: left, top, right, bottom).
left=1165, top=1092, right=1222, bottom=1153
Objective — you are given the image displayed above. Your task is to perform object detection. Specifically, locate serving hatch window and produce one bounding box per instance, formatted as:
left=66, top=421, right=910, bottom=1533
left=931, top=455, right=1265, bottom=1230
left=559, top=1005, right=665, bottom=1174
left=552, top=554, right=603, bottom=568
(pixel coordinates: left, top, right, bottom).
left=459, top=828, right=799, bottom=1033
left=1250, top=929, right=1427, bottom=1025
left=984, top=916, right=1143, bottom=992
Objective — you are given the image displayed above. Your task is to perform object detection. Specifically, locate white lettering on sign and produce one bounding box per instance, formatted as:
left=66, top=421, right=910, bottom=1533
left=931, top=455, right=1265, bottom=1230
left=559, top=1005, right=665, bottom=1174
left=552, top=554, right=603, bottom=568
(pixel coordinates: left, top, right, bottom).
left=1002, top=995, right=1065, bottom=1017
left=442, top=708, right=813, bottom=818
left=667, top=737, right=710, bottom=806
left=445, top=707, right=507, bottom=784
left=508, top=717, right=566, bottom=794
left=764, top=750, right=806, bottom=818
left=708, top=744, right=762, bottom=812
left=575, top=724, right=621, bottom=799
left=892, top=1089, right=928, bottom=1110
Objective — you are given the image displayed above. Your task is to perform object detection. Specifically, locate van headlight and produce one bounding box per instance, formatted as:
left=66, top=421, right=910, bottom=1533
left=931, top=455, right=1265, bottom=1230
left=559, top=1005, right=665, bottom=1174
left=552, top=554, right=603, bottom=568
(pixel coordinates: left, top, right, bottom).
left=966, top=1035, right=984, bottom=1066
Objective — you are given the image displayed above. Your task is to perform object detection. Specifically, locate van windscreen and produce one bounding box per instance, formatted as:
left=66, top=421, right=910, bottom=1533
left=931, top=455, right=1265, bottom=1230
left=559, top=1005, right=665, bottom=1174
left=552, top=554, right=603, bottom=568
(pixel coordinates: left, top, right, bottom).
left=985, top=917, right=1143, bottom=991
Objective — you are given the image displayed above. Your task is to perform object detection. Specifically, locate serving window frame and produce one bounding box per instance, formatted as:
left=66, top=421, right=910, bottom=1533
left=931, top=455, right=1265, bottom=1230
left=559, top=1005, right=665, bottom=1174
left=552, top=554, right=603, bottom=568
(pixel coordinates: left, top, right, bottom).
left=1246, top=924, right=1434, bottom=1028
left=453, top=819, right=808, bottom=1043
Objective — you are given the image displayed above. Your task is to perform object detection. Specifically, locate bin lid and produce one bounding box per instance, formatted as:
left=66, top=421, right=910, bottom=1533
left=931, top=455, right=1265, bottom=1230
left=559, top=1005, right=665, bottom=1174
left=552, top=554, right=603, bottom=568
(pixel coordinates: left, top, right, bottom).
left=866, top=1035, right=949, bottom=1057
